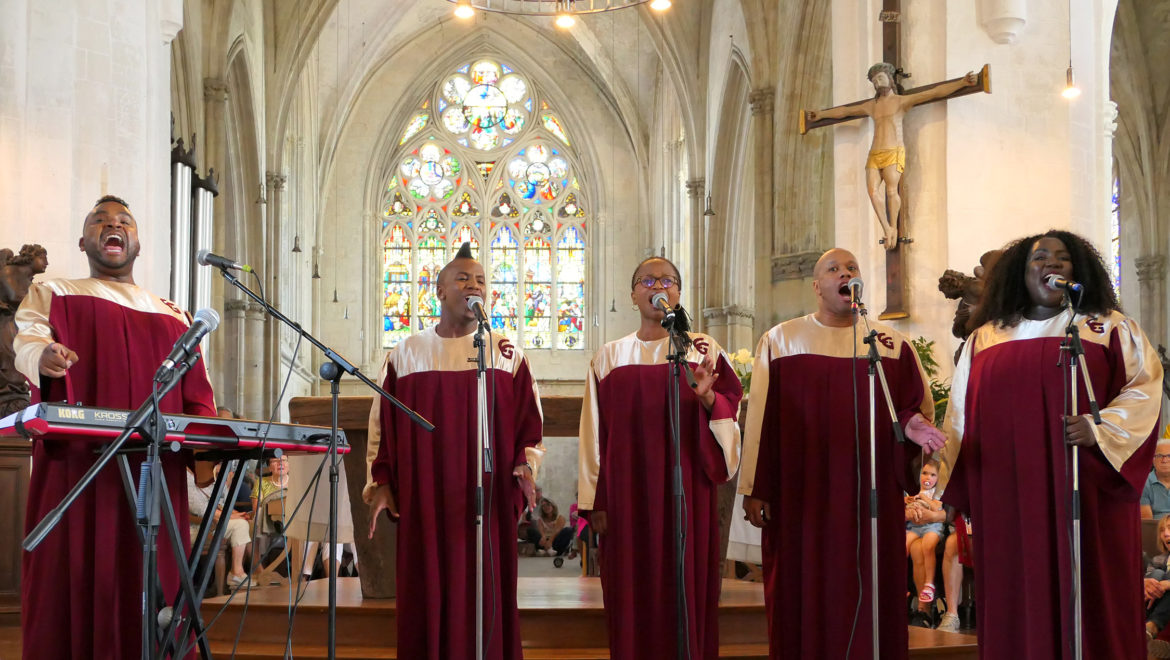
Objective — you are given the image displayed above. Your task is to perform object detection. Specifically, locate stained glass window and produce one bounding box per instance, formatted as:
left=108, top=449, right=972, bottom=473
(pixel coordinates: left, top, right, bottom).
left=382, top=225, right=412, bottom=347
left=416, top=236, right=445, bottom=331
left=524, top=237, right=552, bottom=349
left=491, top=226, right=519, bottom=335
left=556, top=226, right=586, bottom=349
left=1110, top=175, right=1120, bottom=291
left=381, top=57, right=588, bottom=351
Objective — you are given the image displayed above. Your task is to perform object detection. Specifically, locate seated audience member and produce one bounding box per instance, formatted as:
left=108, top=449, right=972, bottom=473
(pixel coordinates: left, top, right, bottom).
left=518, top=486, right=544, bottom=544
left=1146, top=515, right=1170, bottom=657
left=1143, top=439, right=1170, bottom=520
left=935, top=517, right=967, bottom=633
left=251, top=455, right=289, bottom=513
left=187, top=468, right=252, bottom=589
left=526, top=497, right=573, bottom=557
left=906, top=457, right=945, bottom=614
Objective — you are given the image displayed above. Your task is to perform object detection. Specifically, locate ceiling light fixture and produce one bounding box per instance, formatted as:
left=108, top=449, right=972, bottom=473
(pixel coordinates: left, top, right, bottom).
left=445, top=0, right=666, bottom=22
left=1062, top=66, right=1081, bottom=99
left=454, top=0, right=475, bottom=19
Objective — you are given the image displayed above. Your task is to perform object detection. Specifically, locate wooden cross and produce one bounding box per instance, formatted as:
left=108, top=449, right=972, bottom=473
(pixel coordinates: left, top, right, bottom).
left=799, top=1, right=990, bottom=320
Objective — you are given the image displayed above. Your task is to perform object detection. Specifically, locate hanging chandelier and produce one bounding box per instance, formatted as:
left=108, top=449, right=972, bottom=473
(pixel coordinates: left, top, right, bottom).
left=450, top=0, right=671, bottom=27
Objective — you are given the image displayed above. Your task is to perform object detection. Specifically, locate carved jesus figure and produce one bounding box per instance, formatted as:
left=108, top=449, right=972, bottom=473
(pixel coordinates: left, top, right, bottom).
left=806, top=63, right=978, bottom=249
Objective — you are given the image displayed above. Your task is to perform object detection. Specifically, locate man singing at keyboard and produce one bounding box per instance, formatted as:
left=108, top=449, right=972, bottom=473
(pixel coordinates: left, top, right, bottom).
left=13, top=195, right=217, bottom=659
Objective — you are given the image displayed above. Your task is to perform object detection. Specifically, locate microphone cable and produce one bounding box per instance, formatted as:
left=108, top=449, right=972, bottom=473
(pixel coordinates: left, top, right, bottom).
left=664, top=329, right=692, bottom=659
left=844, top=314, right=863, bottom=659
left=482, top=322, right=500, bottom=656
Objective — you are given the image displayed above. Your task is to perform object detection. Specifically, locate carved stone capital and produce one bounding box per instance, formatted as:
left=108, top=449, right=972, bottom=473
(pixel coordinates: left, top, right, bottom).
left=266, top=172, right=287, bottom=191
left=244, top=301, right=268, bottom=321
left=1104, top=100, right=1119, bottom=139
left=749, top=87, right=775, bottom=116
left=685, top=178, right=705, bottom=199
left=771, top=250, right=821, bottom=282
left=702, top=304, right=755, bottom=323
left=1135, top=255, right=1167, bottom=283
left=224, top=299, right=248, bottom=317
left=203, top=78, right=229, bottom=103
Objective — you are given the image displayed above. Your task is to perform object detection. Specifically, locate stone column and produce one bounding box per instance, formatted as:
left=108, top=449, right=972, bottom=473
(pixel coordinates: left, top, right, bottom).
left=222, top=299, right=248, bottom=414
left=685, top=178, right=706, bottom=332
left=748, top=88, right=775, bottom=339
left=1135, top=255, right=1166, bottom=349
left=243, top=301, right=268, bottom=419
left=203, top=78, right=230, bottom=387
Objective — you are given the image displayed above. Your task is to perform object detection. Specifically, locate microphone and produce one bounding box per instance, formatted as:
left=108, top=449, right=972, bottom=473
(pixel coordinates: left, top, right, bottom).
left=466, top=295, right=488, bottom=323
left=651, top=292, right=676, bottom=324
left=1045, top=273, right=1084, bottom=293
left=154, top=308, right=219, bottom=382
left=196, top=249, right=252, bottom=273
left=847, top=277, right=863, bottom=311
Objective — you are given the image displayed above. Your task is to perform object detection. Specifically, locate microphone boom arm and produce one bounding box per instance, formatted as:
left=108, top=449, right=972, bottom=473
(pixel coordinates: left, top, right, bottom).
left=216, top=268, right=434, bottom=432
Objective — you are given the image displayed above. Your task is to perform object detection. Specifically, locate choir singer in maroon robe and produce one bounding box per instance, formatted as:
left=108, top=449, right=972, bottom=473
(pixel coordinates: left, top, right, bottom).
left=739, top=247, right=945, bottom=660
left=578, top=256, right=743, bottom=659
left=365, top=243, right=544, bottom=660
left=13, top=195, right=217, bottom=659
left=937, top=230, right=1162, bottom=659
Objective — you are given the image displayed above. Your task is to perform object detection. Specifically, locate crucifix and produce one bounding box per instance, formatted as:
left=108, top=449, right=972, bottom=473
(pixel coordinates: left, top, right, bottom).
left=799, top=1, right=990, bottom=320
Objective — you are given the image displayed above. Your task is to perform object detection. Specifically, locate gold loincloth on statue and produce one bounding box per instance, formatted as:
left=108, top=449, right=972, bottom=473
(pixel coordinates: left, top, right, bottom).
left=865, top=146, right=905, bottom=173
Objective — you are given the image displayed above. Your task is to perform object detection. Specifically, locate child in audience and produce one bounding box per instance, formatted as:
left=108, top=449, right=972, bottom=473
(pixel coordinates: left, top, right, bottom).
left=906, top=457, right=945, bottom=604
left=1144, top=514, right=1170, bottom=656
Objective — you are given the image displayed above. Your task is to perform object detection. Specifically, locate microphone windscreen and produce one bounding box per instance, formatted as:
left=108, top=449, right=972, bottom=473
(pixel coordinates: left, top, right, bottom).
left=193, top=307, right=220, bottom=332
left=466, top=295, right=485, bottom=310
left=195, top=249, right=211, bottom=267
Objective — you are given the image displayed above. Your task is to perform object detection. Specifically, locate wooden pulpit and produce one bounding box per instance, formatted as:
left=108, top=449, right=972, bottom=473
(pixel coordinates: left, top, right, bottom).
left=288, top=396, right=396, bottom=599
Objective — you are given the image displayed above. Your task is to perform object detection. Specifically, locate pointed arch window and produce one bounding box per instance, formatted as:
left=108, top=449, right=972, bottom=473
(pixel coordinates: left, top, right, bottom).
left=380, top=57, right=589, bottom=351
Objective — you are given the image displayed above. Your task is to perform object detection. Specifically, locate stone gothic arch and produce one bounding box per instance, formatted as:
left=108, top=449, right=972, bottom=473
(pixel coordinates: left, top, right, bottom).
left=703, top=51, right=755, bottom=350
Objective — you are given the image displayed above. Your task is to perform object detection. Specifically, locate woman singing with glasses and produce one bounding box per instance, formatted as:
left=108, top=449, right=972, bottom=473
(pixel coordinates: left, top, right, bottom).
left=577, top=256, right=743, bottom=659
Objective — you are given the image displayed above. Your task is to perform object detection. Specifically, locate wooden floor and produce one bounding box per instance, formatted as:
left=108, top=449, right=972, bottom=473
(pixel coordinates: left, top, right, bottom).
left=193, top=577, right=977, bottom=659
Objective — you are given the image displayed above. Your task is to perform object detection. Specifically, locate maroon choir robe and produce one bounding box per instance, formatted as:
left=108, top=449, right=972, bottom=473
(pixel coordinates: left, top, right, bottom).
left=939, top=310, right=1162, bottom=659
left=13, top=278, right=216, bottom=660
left=739, top=314, right=933, bottom=660
left=578, top=332, right=743, bottom=660
left=365, top=327, right=544, bottom=660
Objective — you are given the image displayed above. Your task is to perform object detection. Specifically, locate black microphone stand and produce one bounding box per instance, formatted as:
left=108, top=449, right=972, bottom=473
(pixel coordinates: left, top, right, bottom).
left=469, top=313, right=493, bottom=660
left=1057, top=294, right=1102, bottom=660
left=855, top=301, right=905, bottom=660
left=662, top=310, right=696, bottom=660
left=216, top=267, right=433, bottom=660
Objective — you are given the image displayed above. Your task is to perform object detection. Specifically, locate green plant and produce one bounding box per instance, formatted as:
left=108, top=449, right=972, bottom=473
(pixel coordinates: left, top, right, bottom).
left=730, top=348, right=753, bottom=394
left=910, top=336, right=950, bottom=427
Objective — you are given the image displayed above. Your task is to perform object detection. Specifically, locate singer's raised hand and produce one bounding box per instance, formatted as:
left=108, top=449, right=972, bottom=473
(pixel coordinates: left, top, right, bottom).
left=904, top=413, right=946, bottom=452
left=38, top=341, right=78, bottom=378
left=367, top=483, right=399, bottom=539
left=692, top=353, right=719, bottom=410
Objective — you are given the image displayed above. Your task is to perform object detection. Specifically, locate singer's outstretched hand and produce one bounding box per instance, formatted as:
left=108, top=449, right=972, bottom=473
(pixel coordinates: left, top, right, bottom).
left=692, top=354, right=719, bottom=411
left=513, top=464, right=537, bottom=509
left=1064, top=415, right=1097, bottom=447
left=38, top=341, right=78, bottom=378
left=368, top=483, right=399, bottom=538
left=904, top=413, right=946, bottom=452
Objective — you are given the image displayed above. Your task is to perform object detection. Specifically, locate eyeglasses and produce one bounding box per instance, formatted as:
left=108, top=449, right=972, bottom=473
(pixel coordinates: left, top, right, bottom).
left=1156, top=454, right=1170, bottom=460
left=637, top=276, right=677, bottom=289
